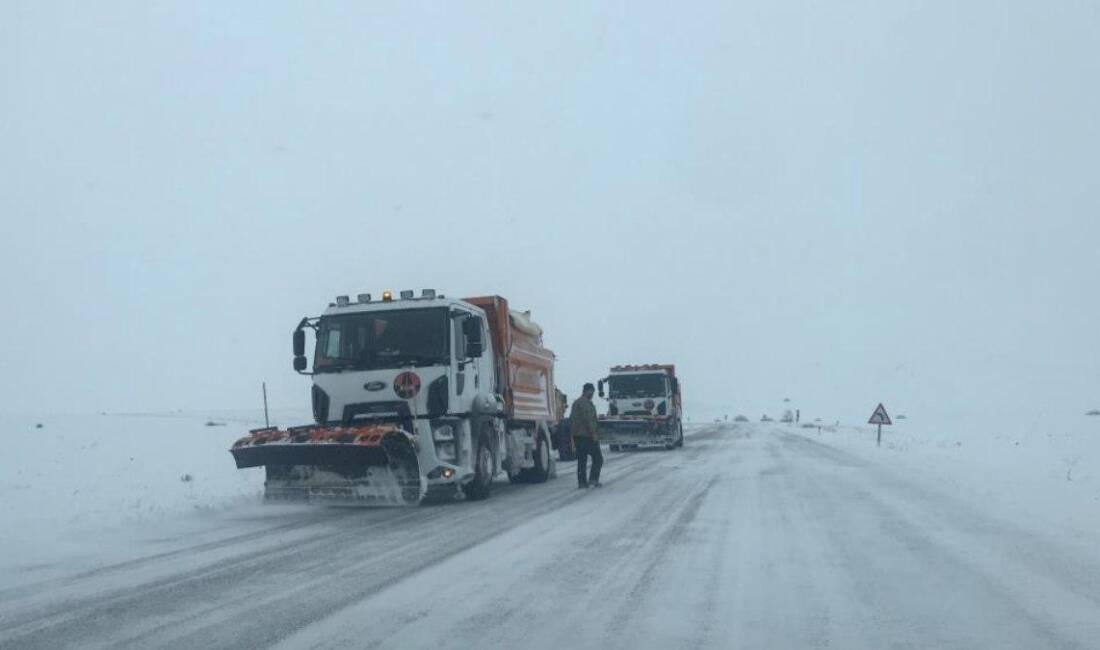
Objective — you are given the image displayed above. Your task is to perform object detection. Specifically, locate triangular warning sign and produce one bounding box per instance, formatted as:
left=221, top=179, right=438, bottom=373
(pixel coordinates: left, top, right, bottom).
left=868, top=403, right=892, bottom=425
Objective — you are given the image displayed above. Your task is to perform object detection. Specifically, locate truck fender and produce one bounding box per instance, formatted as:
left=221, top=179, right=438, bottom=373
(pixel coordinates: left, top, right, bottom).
left=471, top=392, right=505, bottom=415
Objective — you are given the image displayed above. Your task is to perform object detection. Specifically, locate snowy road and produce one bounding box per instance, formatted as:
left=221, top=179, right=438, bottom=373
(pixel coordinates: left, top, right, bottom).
left=3, top=423, right=1099, bottom=649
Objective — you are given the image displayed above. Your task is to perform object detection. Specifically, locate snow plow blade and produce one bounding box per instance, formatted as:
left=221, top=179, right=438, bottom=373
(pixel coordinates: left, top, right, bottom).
left=230, top=424, right=425, bottom=506
left=598, top=417, right=677, bottom=449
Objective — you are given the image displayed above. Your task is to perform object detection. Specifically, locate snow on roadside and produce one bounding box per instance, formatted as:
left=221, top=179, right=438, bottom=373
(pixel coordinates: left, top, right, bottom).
left=786, top=410, right=1100, bottom=541
left=0, top=410, right=299, bottom=579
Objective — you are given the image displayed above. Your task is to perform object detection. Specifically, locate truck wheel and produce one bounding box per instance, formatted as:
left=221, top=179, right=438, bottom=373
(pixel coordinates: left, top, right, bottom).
left=520, top=432, right=551, bottom=484
left=464, top=432, right=493, bottom=501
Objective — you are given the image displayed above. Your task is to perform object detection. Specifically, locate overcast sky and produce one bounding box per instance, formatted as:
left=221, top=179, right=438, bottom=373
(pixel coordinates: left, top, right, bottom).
left=3, top=1, right=1098, bottom=422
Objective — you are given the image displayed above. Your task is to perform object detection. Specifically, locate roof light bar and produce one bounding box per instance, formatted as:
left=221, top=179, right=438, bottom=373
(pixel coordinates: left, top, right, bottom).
left=422, top=289, right=436, bottom=299
left=357, top=293, right=371, bottom=304
left=335, top=295, right=351, bottom=307
left=400, top=290, right=415, bottom=300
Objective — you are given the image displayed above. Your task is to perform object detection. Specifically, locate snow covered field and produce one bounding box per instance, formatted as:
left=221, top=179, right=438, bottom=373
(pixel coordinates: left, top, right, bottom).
left=0, top=411, right=293, bottom=581
left=801, top=410, right=1100, bottom=542
left=3, top=416, right=1100, bottom=648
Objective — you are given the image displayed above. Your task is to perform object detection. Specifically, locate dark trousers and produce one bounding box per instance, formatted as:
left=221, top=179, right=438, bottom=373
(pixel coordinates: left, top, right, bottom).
left=573, top=436, right=603, bottom=485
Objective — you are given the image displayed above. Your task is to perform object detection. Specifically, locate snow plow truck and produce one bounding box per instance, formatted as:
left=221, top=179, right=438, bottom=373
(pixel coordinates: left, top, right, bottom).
left=597, top=364, right=684, bottom=451
left=230, top=291, right=558, bottom=506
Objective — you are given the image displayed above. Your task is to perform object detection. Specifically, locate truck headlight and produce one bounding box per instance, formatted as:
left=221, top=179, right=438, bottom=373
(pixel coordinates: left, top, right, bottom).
left=431, top=421, right=459, bottom=461
left=432, top=424, right=455, bottom=441
left=434, top=441, right=457, bottom=462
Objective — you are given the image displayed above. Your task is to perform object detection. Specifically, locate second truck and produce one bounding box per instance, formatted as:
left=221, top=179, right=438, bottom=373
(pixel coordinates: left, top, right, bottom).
left=597, top=364, right=684, bottom=451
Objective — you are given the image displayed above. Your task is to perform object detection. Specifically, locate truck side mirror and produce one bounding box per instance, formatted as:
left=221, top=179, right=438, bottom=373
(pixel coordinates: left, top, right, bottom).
left=670, top=377, right=679, bottom=394
left=598, top=379, right=606, bottom=398
left=463, top=318, right=484, bottom=358
left=293, top=328, right=308, bottom=371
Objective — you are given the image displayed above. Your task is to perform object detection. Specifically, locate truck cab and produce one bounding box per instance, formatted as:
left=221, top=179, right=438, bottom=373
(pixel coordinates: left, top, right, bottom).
left=602, top=368, right=677, bottom=418
left=300, top=293, right=496, bottom=484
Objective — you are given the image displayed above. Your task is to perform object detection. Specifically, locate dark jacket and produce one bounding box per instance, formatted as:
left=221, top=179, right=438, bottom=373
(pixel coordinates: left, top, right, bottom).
left=570, top=397, right=599, bottom=439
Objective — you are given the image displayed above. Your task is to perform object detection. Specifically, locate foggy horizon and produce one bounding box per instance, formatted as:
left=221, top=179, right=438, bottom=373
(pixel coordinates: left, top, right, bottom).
left=4, top=2, right=1098, bottom=423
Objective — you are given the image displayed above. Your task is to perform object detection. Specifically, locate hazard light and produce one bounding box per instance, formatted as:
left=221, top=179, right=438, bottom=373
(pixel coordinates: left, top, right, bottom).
left=382, top=291, right=393, bottom=302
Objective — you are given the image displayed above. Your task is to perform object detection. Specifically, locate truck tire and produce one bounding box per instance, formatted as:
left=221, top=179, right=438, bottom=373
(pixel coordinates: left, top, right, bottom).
left=555, top=422, right=575, bottom=461
left=520, top=431, right=551, bottom=484
left=464, top=430, right=494, bottom=501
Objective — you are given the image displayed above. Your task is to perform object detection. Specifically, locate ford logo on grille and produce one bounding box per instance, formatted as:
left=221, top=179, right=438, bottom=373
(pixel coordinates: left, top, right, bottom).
left=364, top=381, right=386, bottom=392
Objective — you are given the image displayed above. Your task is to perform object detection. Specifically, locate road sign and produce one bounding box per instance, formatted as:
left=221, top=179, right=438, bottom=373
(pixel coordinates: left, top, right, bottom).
left=868, top=403, right=891, bottom=446
left=868, top=403, right=892, bottom=425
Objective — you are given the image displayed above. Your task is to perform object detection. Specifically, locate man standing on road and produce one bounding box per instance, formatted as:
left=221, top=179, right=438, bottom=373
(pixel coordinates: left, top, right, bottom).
left=570, top=383, right=603, bottom=488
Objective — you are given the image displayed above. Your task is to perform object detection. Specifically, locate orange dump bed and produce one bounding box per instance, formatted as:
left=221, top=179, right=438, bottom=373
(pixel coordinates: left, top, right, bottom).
left=465, top=296, right=556, bottom=423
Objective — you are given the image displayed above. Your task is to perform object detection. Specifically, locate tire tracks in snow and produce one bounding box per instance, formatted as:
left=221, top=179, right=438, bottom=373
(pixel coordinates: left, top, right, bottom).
left=777, top=428, right=1099, bottom=649
left=0, top=432, right=707, bottom=649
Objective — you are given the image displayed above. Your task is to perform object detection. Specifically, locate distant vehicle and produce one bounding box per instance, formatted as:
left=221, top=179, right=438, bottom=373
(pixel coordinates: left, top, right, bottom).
left=761, top=414, right=773, bottom=422
left=230, top=291, right=559, bottom=506
left=897, top=414, right=908, bottom=420
left=1086, top=410, right=1100, bottom=416
left=596, top=364, right=684, bottom=451
left=734, top=415, right=749, bottom=422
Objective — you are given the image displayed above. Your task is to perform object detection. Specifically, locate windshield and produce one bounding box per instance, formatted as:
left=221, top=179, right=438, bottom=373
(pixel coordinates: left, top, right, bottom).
left=314, top=308, right=449, bottom=372
left=608, top=373, right=667, bottom=399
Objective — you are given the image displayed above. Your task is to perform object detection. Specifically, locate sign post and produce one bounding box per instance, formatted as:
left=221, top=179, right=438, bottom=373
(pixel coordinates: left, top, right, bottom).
left=868, top=403, right=892, bottom=446
left=262, top=381, right=270, bottom=428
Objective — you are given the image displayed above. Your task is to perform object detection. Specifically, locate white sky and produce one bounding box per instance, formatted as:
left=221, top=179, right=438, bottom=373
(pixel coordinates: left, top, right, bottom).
left=2, top=1, right=1098, bottom=422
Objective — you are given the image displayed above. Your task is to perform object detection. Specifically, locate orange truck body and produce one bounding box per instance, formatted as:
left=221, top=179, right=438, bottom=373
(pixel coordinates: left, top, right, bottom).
left=464, top=296, right=557, bottom=424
